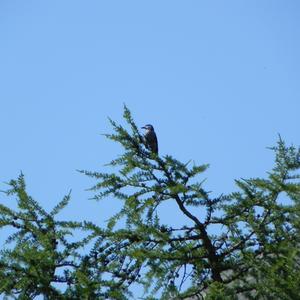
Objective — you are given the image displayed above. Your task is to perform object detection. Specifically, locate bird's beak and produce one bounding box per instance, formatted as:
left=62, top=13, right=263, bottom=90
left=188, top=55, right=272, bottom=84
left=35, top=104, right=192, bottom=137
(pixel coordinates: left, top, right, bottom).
left=141, top=126, right=146, bottom=129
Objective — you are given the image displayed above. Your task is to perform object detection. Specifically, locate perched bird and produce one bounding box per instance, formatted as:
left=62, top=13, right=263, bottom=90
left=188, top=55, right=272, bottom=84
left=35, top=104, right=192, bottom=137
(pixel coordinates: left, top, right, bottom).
left=141, top=124, right=158, bottom=154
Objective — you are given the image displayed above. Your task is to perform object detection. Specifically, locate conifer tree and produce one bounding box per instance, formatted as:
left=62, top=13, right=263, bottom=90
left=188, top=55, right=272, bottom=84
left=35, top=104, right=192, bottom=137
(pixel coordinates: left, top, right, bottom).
left=83, top=106, right=300, bottom=299
left=0, top=174, right=134, bottom=299
left=1, top=106, right=300, bottom=299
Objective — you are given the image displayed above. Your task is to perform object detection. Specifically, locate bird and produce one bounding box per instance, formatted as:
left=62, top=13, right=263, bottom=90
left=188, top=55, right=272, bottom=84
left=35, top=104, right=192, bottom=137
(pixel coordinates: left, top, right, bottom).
left=141, top=124, right=158, bottom=154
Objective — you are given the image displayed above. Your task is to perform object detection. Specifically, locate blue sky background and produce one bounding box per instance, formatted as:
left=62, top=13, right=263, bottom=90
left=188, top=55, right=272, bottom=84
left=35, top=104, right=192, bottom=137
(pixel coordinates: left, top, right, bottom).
left=0, top=0, right=299, bottom=251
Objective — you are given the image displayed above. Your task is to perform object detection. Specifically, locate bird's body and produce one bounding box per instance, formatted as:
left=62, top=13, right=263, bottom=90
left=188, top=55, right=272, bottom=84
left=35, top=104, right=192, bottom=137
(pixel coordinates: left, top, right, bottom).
left=141, top=124, right=158, bottom=154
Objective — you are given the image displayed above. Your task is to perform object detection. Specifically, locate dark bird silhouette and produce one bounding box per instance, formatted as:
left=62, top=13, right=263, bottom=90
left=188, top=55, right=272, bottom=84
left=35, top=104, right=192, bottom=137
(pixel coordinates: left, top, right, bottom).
left=141, top=124, right=158, bottom=154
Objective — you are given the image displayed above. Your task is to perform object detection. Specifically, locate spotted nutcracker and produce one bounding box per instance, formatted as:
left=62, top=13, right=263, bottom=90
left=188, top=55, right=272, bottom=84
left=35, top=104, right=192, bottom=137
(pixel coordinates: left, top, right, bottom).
left=141, top=124, right=158, bottom=154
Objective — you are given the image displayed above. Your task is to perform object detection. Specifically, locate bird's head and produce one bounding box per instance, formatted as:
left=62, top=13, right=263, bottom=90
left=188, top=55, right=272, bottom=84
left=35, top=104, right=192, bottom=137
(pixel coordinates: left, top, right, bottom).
left=141, top=124, right=154, bottom=132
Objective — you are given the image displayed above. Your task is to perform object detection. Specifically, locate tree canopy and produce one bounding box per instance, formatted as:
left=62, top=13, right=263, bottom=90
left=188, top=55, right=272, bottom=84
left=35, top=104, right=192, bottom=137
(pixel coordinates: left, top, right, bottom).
left=1, top=106, right=300, bottom=299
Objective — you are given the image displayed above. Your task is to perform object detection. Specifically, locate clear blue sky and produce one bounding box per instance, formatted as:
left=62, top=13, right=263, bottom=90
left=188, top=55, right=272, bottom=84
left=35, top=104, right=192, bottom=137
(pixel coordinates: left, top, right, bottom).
left=1, top=1, right=299, bottom=229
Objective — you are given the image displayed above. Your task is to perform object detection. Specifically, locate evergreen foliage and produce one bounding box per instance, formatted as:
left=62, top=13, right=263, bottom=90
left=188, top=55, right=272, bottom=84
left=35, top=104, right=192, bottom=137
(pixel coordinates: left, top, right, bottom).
left=0, top=174, right=134, bottom=299
left=1, top=106, right=300, bottom=299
